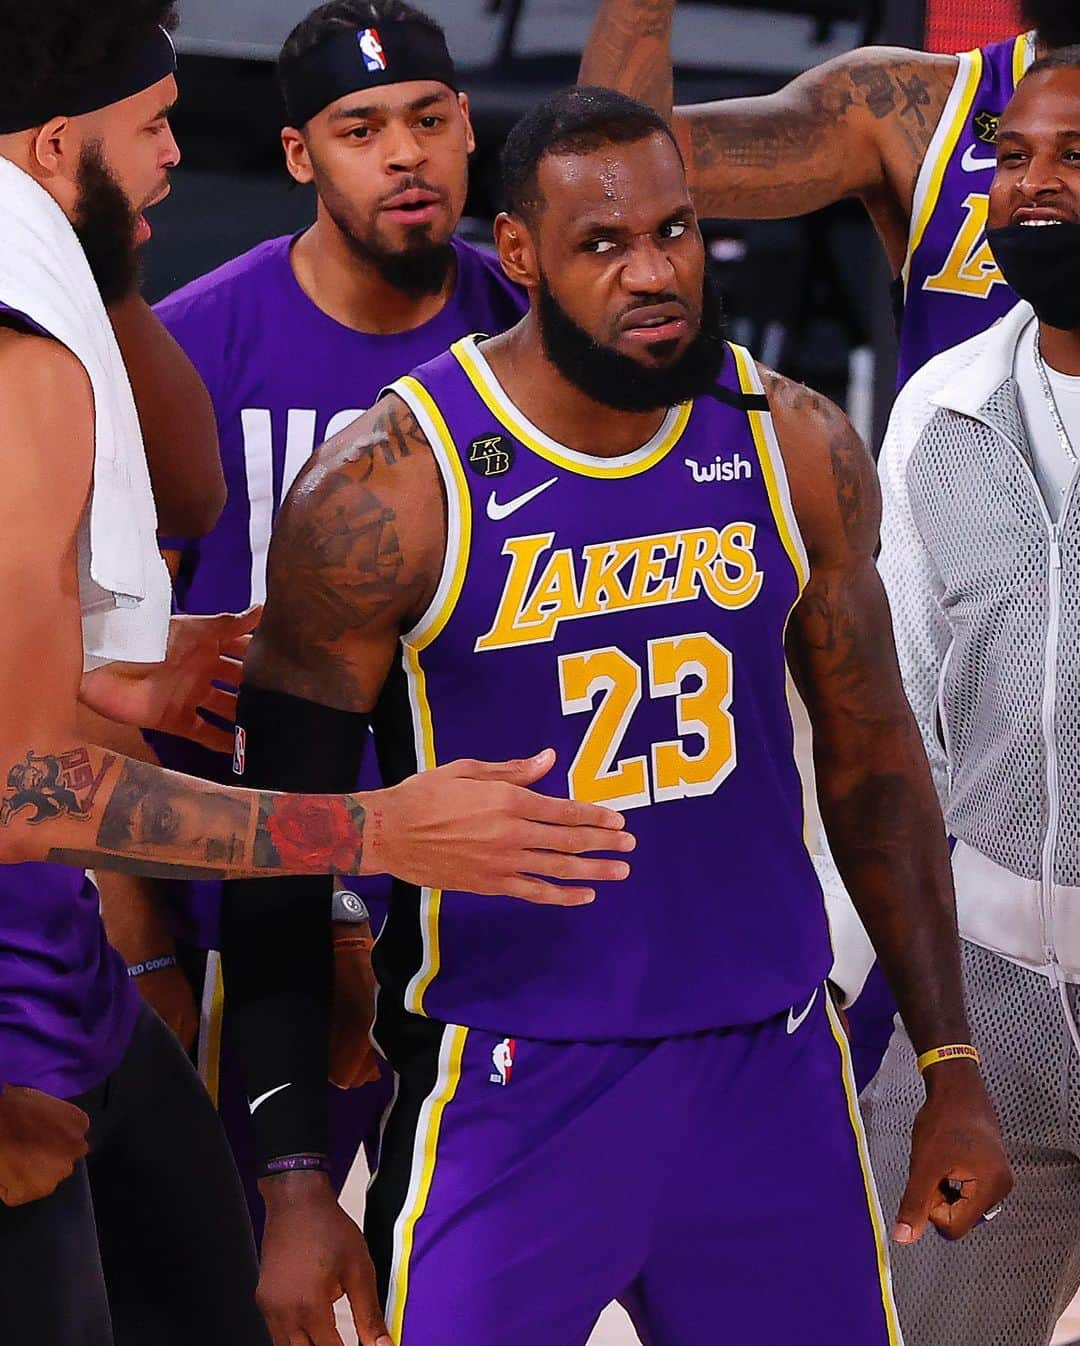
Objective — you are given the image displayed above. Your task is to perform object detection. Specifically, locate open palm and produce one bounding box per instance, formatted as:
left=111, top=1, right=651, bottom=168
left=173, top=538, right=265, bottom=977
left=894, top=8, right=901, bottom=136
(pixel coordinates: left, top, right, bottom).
left=79, top=608, right=260, bottom=751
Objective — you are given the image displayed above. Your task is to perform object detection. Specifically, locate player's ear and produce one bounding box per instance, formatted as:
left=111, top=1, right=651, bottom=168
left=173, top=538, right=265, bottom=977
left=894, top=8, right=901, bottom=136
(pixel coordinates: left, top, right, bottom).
left=494, top=211, right=538, bottom=289
left=281, top=126, right=315, bottom=186
left=31, top=116, right=75, bottom=180
left=457, top=93, right=476, bottom=155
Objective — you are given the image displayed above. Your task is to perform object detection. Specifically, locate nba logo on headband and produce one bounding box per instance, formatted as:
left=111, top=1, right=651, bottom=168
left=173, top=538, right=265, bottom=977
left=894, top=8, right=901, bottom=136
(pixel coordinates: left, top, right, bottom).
left=357, top=28, right=389, bottom=73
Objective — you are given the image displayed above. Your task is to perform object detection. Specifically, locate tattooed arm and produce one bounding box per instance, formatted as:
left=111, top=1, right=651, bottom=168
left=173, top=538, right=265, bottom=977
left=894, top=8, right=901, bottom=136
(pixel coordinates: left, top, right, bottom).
left=579, top=0, right=957, bottom=271
left=0, top=329, right=627, bottom=887
left=225, top=394, right=626, bottom=1344
left=770, top=369, right=1010, bottom=1241
left=579, top=0, right=676, bottom=122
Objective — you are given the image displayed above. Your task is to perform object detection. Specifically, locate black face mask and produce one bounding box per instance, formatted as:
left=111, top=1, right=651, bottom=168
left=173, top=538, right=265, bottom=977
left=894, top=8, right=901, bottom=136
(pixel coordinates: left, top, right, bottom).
left=988, top=220, right=1080, bottom=331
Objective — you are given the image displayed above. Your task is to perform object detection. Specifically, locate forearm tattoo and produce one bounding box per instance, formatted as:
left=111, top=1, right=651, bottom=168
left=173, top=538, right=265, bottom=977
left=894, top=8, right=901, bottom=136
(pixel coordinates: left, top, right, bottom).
left=0, top=752, right=366, bottom=880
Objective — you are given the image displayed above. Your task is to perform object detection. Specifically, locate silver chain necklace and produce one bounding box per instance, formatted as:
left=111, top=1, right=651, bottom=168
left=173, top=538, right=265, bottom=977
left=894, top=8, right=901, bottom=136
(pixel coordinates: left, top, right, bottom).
left=1034, top=332, right=1079, bottom=467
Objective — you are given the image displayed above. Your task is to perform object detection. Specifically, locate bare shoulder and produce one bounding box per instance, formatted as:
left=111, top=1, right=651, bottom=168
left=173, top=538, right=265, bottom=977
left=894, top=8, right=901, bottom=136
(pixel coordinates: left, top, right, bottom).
left=0, top=327, right=93, bottom=522
left=249, top=393, right=448, bottom=709
left=0, top=325, right=93, bottom=418
left=759, top=365, right=880, bottom=562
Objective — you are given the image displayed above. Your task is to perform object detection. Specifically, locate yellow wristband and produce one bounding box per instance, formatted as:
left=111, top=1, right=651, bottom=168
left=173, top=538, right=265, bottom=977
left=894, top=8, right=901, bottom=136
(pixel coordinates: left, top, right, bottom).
left=916, top=1043, right=980, bottom=1073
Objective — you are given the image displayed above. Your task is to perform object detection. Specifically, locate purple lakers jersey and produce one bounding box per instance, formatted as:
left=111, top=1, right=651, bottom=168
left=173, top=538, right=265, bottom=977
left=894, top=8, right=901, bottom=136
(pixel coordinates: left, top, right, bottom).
left=372, top=337, right=831, bottom=1040
left=896, top=32, right=1034, bottom=388
left=153, top=233, right=526, bottom=948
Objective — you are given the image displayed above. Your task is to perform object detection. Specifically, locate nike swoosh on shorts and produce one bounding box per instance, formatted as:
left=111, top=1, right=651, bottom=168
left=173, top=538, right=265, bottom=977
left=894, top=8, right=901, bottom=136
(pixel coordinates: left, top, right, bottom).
left=786, top=987, right=819, bottom=1035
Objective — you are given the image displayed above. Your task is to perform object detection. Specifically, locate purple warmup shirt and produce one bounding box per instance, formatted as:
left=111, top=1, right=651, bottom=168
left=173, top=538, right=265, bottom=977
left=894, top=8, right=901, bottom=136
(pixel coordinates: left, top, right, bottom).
left=0, top=303, right=139, bottom=1097
left=153, top=233, right=526, bottom=948
left=896, top=33, right=1032, bottom=388
left=373, top=338, right=831, bottom=1039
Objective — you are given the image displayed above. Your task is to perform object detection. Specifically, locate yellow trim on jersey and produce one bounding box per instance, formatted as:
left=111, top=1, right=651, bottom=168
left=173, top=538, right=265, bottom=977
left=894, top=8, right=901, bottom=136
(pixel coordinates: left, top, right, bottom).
left=197, top=951, right=225, bottom=1109
left=729, top=344, right=809, bottom=593
left=825, top=995, right=905, bottom=1346
left=391, top=375, right=475, bottom=1016
left=387, top=1024, right=469, bottom=1343
left=451, top=337, right=692, bottom=479
left=1013, top=31, right=1035, bottom=87
left=902, top=49, right=984, bottom=294
left=395, top=376, right=473, bottom=652
left=401, top=643, right=444, bottom=1015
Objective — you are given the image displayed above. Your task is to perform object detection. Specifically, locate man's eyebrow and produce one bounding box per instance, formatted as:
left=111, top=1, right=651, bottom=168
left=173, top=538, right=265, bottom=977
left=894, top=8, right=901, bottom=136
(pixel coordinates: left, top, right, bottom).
left=328, top=90, right=451, bottom=122
left=570, top=202, right=693, bottom=235
left=151, top=100, right=177, bottom=121
left=996, top=128, right=1080, bottom=146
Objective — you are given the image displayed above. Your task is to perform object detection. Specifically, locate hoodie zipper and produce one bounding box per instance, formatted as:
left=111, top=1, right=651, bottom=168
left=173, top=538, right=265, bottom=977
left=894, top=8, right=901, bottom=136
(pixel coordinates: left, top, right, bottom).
left=1042, top=526, right=1063, bottom=968
left=963, top=407, right=1072, bottom=970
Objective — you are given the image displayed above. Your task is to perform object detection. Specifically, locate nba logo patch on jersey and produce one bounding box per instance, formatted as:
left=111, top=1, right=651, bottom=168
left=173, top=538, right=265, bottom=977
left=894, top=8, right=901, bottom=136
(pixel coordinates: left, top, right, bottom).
left=469, top=434, right=514, bottom=478
left=233, top=726, right=246, bottom=777
left=490, top=1037, right=516, bottom=1085
left=357, top=28, right=388, bottom=73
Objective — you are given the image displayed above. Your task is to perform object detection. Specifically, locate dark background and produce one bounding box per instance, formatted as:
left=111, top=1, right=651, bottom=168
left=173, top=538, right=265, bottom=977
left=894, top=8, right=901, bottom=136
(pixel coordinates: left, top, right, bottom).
left=143, top=0, right=927, bottom=443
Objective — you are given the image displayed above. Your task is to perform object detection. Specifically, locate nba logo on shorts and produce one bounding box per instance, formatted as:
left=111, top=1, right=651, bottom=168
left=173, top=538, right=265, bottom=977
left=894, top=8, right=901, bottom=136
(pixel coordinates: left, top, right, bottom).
left=233, top=726, right=246, bottom=777
left=357, top=28, right=388, bottom=73
left=490, top=1037, right=516, bottom=1086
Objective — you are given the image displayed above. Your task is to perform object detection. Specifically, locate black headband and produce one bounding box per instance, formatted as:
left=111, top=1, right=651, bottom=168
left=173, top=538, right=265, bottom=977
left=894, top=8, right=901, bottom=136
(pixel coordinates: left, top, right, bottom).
left=0, top=26, right=177, bottom=136
left=281, top=21, right=458, bottom=129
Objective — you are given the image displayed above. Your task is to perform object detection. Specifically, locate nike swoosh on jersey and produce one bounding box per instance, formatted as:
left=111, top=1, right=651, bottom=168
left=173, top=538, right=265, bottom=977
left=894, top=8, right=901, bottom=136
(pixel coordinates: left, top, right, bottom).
left=960, top=145, right=997, bottom=173
left=249, top=1082, right=292, bottom=1115
left=786, top=987, right=819, bottom=1035
left=486, top=476, right=559, bottom=521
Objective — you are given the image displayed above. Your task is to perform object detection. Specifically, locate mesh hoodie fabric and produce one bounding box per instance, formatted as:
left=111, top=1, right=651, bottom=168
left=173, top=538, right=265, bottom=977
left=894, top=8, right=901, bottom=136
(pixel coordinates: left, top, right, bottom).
left=827, top=301, right=1080, bottom=993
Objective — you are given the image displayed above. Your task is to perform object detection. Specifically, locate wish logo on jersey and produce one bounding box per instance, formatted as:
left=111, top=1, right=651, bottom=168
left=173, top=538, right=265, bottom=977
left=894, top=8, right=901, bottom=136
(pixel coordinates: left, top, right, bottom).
left=357, top=28, right=388, bottom=72
left=685, top=453, right=753, bottom=484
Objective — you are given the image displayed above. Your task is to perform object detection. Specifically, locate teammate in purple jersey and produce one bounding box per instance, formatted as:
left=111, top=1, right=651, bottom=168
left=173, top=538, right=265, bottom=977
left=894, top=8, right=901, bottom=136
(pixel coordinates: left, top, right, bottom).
left=105, top=0, right=528, bottom=1240
left=228, top=87, right=1010, bottom=1346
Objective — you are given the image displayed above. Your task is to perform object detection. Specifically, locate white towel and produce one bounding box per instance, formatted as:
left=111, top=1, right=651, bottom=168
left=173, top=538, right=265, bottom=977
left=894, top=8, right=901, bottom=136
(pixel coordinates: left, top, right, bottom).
left=0, top=155, right=170, bottom=668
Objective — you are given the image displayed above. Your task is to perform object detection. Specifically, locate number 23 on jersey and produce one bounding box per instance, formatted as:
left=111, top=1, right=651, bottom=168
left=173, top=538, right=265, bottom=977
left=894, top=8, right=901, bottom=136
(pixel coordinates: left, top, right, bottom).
left=558, top=632, right=736, bottom=811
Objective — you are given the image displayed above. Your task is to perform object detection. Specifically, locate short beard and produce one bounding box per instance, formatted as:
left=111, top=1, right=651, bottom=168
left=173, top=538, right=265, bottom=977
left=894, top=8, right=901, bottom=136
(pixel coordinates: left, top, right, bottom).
left=353, top=235, right=455, bottom=298
left=72, top=141, right=140, bottom=306
left=536, top=275, right=727, bottom=413
left=1021, top=1, right=1080, bottom=48
left=324, top=197, right=455, bottom=299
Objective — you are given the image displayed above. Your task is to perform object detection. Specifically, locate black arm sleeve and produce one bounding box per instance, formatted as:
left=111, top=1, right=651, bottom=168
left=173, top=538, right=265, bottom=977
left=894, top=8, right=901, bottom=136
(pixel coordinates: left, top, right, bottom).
left=221, top=684, right=369, bottom=1173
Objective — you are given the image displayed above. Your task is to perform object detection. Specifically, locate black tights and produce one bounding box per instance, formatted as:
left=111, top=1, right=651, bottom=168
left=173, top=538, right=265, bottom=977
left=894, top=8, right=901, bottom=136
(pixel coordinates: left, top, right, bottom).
left=0, top=1006, right=271, bottom=1345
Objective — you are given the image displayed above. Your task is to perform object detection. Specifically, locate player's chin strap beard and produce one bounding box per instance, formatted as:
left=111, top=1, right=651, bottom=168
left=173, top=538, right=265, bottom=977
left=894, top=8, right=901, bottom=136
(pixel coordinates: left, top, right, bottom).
left=351, top=234, right=455, bottom=300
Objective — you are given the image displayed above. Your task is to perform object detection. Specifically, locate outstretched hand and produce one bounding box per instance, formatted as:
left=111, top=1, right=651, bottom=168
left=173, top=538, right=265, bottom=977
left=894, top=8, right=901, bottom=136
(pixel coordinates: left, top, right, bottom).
left=362, top=748, right=636, bottom=905
left=78, top=608, right=261, bottom=749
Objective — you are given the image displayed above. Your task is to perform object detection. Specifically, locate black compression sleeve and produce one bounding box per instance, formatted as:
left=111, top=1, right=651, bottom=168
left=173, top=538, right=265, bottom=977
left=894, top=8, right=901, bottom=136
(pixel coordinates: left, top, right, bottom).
left=221, top=684, right=369, bottom=1173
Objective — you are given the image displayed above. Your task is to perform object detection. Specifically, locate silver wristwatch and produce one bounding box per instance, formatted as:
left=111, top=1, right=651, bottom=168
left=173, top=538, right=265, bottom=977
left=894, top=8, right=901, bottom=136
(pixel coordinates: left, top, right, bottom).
left=331, top=889, right=370, bottom=924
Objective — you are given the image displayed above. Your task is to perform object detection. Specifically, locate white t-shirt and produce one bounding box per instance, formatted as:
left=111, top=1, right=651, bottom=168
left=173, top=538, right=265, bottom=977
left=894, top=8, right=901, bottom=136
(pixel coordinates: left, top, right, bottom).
left=1014, top=316, right=1080, bottom=522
